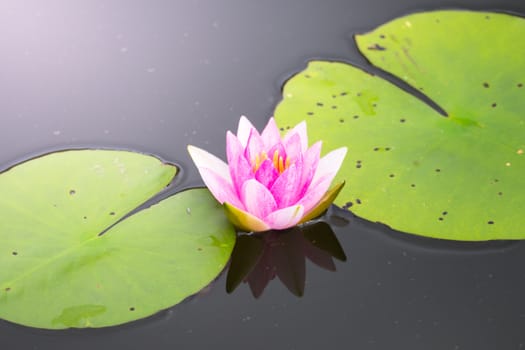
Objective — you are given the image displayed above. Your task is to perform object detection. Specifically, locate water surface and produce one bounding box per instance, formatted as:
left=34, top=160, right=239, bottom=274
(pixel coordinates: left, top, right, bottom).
left=1, top=1, right=525, bottom=349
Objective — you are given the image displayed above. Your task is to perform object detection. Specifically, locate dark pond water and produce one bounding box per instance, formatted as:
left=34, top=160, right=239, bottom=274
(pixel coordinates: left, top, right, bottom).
left=1, top=1, right=525, bottom=349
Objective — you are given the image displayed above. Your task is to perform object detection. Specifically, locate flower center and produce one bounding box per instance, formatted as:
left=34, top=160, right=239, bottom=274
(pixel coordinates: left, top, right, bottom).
left=253, top=150, right=290, bottom=174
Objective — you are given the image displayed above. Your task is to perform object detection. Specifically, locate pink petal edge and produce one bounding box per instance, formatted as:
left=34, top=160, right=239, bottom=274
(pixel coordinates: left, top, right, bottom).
left=255, top=159, right=279, bottom=188
left=311, top=147, right=347, bottom=185
left=196, top=167, right=245, bottom=210
left=282, top=132, right=302, bottom=164
left=299, top=140, right=322, bottom=194
left=226, top=131, right=254, bottom=195
left=188, top=145, right=231, bottom=181
left=188, top=145, right=244, bottom=209
left=283, top=120, right=308, bottom=152
left=241, top=179, right=278, bottom=219
left=236, top=115, right=256, bottom=148
left=264, top=205, right=305, bottom=230
left=298, top=173, right=336, bottom=214
left=261, top=117, right=281, bottom=149
left=270, top=161, right=304, bottom=208
left=244, top=128, right=265, bottom=167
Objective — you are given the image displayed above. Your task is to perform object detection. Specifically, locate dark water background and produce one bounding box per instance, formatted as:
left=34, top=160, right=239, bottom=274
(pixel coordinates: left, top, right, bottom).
left=1, top=1, right=525, bottom=349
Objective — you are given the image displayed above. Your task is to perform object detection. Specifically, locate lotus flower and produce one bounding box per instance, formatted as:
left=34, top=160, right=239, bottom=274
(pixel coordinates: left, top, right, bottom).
left=187, top=116, right=347, bottom=232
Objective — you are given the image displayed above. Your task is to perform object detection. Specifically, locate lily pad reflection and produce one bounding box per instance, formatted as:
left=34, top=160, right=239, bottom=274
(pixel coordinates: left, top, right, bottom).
left=226, top=222, right=346, bottom=298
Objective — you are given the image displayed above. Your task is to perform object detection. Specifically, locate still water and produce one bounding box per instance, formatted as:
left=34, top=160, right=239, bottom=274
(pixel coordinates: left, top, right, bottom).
left=1, top=1, right=524, bottom=349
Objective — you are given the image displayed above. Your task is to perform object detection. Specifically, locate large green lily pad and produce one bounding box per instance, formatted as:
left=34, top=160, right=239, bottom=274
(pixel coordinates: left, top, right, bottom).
left=0, top=150, right=235, bottom=328
left=275, top=11, right=525, bottom=240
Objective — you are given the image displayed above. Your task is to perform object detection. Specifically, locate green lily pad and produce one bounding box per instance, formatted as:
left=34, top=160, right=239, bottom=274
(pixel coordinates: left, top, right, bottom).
left=0, top=150, right=235, bottom=329
left=275, top=10, right=525, bottom=240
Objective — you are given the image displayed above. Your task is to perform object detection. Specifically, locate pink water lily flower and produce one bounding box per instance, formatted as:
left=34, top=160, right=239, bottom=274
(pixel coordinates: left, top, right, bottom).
left=188, top=116, right=347, bottom=232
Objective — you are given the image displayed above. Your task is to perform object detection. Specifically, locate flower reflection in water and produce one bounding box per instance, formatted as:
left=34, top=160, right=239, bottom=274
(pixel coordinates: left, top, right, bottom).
left=226, top=221, right=346, bottom=298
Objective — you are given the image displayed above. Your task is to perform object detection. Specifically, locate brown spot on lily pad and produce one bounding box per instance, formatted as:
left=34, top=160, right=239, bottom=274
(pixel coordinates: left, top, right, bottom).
left=368, top=43, right=386, bottom=51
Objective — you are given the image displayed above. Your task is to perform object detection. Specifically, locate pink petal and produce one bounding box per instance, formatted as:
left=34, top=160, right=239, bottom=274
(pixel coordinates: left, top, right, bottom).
left=264, top=205, right=305, bottom=230
left=227, top=131, right=254, bottom=195
left=260, top=118, right=281, bottom=149
left=283, top=132, right=302, bottom=164
left=230, top=155, right=254, bottom=198
left=255, top=159, right=279, bottom=188
left=188, top=145, right=244, bottom=209
left=298, top=173, right=335, bottom=214
left=266, top=142, right=287, bottom=165
left=244, top=128, right=265, bottom=168
left=241, top=179, right=277, bottom=219
left=236, top=115, right=256, bottom=148
left=299, top=141, right=322, bottom=194
left=270, top=161, right=303, bottom=208
left=283, top=121, right=308, bottom=152
left=311, top=147, right=347, bottom=185
left=188, top=145, right=230, bottom=181
left=226, top=131, right=243, bottom=164
left=196, top=167, right=245, bottom=210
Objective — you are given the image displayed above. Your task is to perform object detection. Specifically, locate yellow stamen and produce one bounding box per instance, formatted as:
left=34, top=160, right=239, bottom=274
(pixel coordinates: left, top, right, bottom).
left=253, top=151, right=267, bottom=172
left=256, top=149, right=290, bottom=174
